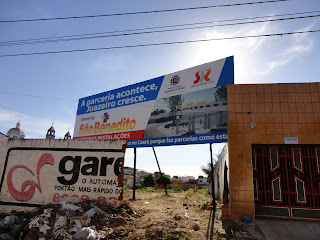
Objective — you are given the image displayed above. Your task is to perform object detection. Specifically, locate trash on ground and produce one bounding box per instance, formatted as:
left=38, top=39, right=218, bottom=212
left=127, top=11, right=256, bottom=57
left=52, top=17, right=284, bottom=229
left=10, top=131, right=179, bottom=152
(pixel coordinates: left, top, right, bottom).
left=0, top=199, right=135, bottom=240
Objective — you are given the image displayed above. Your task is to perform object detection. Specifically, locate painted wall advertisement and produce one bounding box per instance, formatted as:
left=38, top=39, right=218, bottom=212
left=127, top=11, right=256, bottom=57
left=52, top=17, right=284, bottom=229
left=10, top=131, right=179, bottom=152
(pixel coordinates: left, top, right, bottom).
left=0, top=147, right=124, bottom=208
left=73, top=56, right=234, bottom=147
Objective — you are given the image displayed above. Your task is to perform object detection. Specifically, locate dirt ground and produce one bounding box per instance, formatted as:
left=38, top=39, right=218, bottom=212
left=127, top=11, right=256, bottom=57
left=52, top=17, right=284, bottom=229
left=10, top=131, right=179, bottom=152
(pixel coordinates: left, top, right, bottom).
left=116, top=190, right=265, bottom=240
left=120, top=190, right=219, bottom=239
left=0, top=189, right=265, bottom=239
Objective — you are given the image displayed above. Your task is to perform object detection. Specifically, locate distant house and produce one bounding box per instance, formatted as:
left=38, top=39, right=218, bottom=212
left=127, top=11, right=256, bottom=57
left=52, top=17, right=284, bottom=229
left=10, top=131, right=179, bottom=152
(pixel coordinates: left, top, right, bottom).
left=189, top=179, right=198, bottom=184
left=137, top=170, right=151, bottom=178
left=124, top=167, right=134, bottom=176
left=172, top=179, right=196, bottom=190
left=181, top=176, right=195, bottom=183
left=123, top=167, right=151, bottom=185
left=123, top=175, right=134, bottom=186
left=198, top=176, right=209, bottom=185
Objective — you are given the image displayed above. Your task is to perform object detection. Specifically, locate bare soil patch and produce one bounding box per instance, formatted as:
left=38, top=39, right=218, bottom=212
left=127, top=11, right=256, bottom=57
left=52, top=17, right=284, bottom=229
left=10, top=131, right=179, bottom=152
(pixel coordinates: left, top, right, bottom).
left=120, top=190, right=218, bottom=239
left=0, top=189, right=265, bottom=239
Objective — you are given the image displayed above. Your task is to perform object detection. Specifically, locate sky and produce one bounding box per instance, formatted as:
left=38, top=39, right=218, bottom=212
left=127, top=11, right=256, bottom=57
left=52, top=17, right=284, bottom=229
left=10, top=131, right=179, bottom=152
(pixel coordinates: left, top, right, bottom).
left=1, top=0, right=320, bottom=178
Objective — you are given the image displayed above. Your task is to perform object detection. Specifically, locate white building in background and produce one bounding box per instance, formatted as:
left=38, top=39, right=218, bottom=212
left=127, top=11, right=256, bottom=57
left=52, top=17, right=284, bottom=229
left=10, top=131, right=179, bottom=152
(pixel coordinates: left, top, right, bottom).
left=6, top=122, right=71, bottom=140
left=181, top=176, right=195, bottom=183
left=198, top=176, right=209, bottom=185
left=124, top=175, right=134, bottom=186
left=6, top=121, right=26, bottom=139
left=136, top=170, right=151, bottom=178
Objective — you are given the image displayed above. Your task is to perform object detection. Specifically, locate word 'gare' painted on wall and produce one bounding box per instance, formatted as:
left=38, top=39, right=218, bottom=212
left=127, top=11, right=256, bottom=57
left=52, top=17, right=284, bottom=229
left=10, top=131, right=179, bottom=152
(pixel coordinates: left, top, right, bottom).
left=0, top=148, right=124, bottom=208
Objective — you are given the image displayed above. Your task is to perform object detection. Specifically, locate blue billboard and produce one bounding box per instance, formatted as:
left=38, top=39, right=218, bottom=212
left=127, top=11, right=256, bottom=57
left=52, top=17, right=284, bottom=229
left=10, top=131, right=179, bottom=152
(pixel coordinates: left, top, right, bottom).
left=74, top=56, right=234, bottom=147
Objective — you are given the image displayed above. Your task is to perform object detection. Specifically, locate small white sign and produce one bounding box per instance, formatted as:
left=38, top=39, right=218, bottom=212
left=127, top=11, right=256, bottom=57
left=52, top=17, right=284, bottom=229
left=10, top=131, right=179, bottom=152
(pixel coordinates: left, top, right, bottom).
left=284, top=137, right=298, bottom=144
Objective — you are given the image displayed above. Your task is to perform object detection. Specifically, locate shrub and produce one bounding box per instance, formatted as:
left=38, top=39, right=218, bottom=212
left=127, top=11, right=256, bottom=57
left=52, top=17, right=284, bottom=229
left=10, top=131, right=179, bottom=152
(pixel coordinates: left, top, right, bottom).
left=143, top=174, right=155, bottom=187
left=156, top=175, right=172, bottom=185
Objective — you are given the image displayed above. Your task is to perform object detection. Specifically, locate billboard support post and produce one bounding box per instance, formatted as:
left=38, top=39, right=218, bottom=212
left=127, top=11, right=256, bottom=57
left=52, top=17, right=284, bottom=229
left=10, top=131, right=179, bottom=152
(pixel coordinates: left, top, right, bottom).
left=152, top=147, right=168, bottom=195
left=176, top=117, right=179, bottom=134
left=133, top=148, right=137, bottom=200
left=210, top=144, right=216, bottom=218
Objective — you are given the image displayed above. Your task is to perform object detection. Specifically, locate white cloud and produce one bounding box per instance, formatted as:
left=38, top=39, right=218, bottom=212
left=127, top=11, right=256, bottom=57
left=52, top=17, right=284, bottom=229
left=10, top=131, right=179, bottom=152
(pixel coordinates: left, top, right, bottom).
left=257, top=23, right=315, bottom=75
left=178, top=21, right=275, bottom=84
left=179, top=19, right=316, bottom=84
left=0, top=109, right=28, bottom=123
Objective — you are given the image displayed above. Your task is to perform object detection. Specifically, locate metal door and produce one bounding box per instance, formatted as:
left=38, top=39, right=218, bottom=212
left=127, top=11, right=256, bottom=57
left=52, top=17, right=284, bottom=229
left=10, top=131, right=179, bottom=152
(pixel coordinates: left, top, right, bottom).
left=252, top=145, right=320, bottom=220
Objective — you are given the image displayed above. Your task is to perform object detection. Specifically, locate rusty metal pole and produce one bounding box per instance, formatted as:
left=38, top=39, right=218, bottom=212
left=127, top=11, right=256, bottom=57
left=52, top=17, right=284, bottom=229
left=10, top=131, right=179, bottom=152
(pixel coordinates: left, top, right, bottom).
left=133, top=148, right=137, bottom=200
left=210, top=143, right=216, bottom=209
left=152, top=147, right=168, bottom=195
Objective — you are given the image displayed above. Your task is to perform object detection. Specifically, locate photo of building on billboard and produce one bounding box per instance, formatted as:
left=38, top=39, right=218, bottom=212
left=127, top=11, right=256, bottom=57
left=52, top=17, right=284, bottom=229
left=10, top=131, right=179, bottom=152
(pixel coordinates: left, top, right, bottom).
left=143, top=85, right=227, bottom=139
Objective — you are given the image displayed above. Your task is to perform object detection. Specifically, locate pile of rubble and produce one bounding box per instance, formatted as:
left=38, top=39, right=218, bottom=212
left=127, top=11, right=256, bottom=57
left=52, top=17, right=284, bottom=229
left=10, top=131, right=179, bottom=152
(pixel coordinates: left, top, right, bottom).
left=0, top=200, right=134, bottom=240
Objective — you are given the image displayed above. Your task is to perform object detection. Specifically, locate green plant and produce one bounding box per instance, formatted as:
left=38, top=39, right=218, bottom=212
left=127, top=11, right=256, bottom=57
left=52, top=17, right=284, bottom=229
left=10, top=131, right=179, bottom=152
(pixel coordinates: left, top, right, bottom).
left=164, top=95, right=184, bottom=116
left=214, top=85, right=227, bottom=102
left=138, top=187, right=156, bottom=192
left=143, top=174, right=156, bottom=187
left=156, top=175, right=172, bottom=185
left=137, top=187, right=185, bottom=193
left=123, top=185, right=129, bottom=193
left=172, top=187, right=183, bottom=193
left=198, top=187, right=209, bottom=194
left=201, top=161, right=217, bottom=180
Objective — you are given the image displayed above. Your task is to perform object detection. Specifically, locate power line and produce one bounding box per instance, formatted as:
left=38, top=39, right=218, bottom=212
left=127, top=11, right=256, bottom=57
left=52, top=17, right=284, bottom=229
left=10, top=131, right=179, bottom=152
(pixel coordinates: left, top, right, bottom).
left=1, top=13, right=319, bottom=47
left=0, top=91, right=77, bottom=101
left=3, top=9, right=319, bottom=46
left=3, top=9, right=318, bottom=46
left=0, top=0, right=288, bottom=23
left=0, top=91, right=158, bottom=107
left=0, top=29, right=319, bottom=58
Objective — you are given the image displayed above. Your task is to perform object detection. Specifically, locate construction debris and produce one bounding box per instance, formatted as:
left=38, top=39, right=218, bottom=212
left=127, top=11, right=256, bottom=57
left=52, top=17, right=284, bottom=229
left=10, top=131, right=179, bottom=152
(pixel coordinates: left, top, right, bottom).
left=0, top=191, right=266, bottom=240
left=0, top=199, right=134, bottom=240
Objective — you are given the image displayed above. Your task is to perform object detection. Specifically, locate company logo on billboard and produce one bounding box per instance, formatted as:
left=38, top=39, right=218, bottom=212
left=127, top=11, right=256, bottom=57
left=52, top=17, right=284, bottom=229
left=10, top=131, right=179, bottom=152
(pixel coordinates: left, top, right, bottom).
left=164, top=75, right=185, bottom=95
left=193, top=69, right=212, bottom=85
left=102, top=112, right=109, bottom=123
left=170, top=75, right=180, bottom=86
left=78, top=117, right=137, bottom=136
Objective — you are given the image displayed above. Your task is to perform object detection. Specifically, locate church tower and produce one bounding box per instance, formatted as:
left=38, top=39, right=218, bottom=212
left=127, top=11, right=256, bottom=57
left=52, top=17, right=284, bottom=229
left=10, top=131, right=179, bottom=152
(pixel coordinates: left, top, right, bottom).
left=46, top=124, right=55, bottom=139
left=7, top=121, right=26, bottom=139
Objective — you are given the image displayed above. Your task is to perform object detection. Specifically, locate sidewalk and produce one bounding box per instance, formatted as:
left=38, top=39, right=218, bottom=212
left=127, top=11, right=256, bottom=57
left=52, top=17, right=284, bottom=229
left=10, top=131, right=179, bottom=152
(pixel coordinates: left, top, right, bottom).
left=255, top=218, right=320, bottom=240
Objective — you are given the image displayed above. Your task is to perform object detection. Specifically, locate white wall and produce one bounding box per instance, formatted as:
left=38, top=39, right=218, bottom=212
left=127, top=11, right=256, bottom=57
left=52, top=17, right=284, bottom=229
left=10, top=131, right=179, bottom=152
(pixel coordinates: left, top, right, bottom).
left=0, top=134, right=126, bottom=213
left=181, top=176, right=195, bottom=183
left=213, top=143, right=229, bottom=201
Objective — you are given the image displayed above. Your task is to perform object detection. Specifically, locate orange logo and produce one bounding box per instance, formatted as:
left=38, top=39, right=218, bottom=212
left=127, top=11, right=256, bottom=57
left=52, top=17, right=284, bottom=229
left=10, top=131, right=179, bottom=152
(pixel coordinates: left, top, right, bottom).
left=194, top=69, right=211, bottom=84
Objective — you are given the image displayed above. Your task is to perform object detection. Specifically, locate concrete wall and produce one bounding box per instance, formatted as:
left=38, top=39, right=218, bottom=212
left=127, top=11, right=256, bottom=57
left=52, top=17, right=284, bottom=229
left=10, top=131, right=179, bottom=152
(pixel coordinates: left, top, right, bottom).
left=0, top=134, right=126, bottom=213
left=227, top=82, right=320, bottom=220
left=214, top=144, right=229, bottom=201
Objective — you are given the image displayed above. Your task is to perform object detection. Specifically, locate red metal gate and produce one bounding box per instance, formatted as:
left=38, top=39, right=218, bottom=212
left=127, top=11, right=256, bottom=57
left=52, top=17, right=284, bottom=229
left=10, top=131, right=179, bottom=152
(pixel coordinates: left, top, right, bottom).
left=252, top=145, right=320, bottom=220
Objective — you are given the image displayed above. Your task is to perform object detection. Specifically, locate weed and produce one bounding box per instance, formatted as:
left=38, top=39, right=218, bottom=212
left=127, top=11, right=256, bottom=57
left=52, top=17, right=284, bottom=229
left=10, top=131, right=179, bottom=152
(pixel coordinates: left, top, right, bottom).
left=123, top=185, right=129, bottom=193
left=137, top=187, right=186, bottom=194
